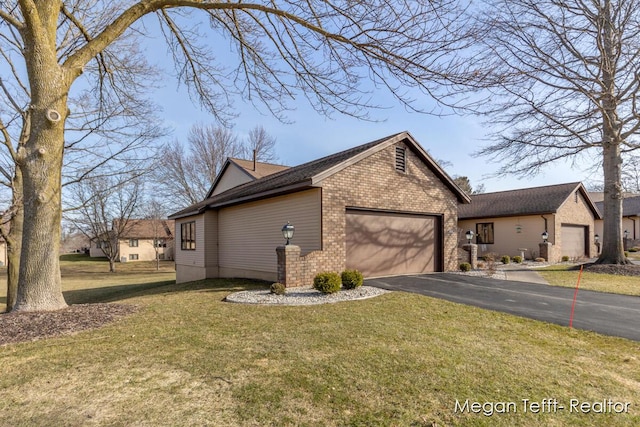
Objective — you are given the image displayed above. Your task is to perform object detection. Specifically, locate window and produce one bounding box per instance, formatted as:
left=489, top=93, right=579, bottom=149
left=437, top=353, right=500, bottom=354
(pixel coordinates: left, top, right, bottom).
left=129, top=254, right=139, bottom=260
left=154, top=239, right=166, bottom=248
left=476, top=223, right=495, bottom=244
left=395, top=146, right=406, bottom=173
left=181, top=221, right=196, bottom=250
left=129, top=239, right=139, bottom=247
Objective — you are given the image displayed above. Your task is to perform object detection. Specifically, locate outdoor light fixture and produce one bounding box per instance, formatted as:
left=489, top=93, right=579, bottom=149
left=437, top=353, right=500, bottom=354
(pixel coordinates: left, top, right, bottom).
left=624, top=230, right=629, bottom=239
left=594, top=234, right=600, bottom=243
left=542, top=231, right=549, bottom=242
left=465, top=230, right=474, bottom=244
left=282, top=221, right=295, bottom=245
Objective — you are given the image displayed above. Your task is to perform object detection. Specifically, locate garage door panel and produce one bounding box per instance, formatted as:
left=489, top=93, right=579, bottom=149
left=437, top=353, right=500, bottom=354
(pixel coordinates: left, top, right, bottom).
left=561, top=225, right=587, bottom=258
left=346, top=210, right=439, bottom=277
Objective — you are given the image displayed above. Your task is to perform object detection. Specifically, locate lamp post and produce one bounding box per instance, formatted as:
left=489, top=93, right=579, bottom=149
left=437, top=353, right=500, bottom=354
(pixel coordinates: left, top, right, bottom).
left=465, top=230, right=474, bottom=244
left=541, top=231, right=549, bottom=242
left=282, top=222, right=295, bottom=245
left=624, top=229, right=629, bottom=251
left=595, top=234, right=600, bottom=254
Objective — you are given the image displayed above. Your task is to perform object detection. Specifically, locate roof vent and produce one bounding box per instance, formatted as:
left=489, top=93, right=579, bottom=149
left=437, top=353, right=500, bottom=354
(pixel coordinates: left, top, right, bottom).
left=395, top=147, right=406, bottom=173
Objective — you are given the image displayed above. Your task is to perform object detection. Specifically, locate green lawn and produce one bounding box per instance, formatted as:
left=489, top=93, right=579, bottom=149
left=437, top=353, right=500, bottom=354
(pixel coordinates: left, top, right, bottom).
left=0, top=256, right=638, bottom=426
left=537, top=264, right=640, bottom=296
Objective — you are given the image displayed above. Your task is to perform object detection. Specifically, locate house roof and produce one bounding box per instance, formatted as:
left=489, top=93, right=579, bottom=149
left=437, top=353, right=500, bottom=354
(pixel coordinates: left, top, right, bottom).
left=594, top=195, right=640, bottom=217
left=458, top=182, right=602, bottom=220
left=120, top=219, right=175, bottom=239
left=170, top=131, right=470, bottom=219
left=205, top=158, right=290, bottom=198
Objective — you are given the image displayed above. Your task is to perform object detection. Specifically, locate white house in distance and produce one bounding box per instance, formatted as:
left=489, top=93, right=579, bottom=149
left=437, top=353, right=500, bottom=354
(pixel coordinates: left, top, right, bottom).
left=169, top=132, right=470, bottom=284
left=90, top=219, right=175, bottom=262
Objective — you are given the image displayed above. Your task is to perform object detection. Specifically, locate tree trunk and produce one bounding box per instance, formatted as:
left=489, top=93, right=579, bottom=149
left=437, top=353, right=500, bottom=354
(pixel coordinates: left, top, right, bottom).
left=596, top=1, right=629, bottom=265
left=5, top=175, right=23, bottom=312
left=109, top=258, right=116, bottom=273
left=13, top=114, right=68, bottom=310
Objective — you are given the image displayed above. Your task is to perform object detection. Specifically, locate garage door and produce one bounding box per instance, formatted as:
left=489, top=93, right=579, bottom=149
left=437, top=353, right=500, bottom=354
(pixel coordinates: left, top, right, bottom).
left=345, top=210, right=441, bottom=277
left=561, top=225, right=587, bottom=259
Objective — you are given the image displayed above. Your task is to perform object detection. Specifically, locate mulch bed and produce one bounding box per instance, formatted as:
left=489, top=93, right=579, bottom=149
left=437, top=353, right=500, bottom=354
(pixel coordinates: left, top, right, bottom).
left=572, top=263, right=640, bottom=277
left=0, top=303, right=139, bottom=346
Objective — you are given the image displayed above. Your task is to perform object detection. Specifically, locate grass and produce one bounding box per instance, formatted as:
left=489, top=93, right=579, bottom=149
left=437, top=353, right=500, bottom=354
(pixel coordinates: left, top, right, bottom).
left=0, top=256, right=639, bottom=425
left=537, top=264, right=640, bottom=296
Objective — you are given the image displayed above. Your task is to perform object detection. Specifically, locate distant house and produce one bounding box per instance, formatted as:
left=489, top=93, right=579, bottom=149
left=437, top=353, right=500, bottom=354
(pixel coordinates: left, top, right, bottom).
left=593, top=195, right=640, bottom=246
left=0, top=239, right=6, bottom=267
left=458, top=182, right=601, bottom=262
left=90, top=219, right=175, bottom=262
left=169, top=132, right=470, bottom=284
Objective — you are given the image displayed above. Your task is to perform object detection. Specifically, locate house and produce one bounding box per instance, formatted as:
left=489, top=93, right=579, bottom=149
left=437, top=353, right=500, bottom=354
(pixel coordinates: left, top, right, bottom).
left=0, top=239, right=6, bottom=267
left=169, top=131, right=470, bottom=284
left=208, top=157, right=290, bottom=197
left=458, top=182, right=601, bottom=262
left=593, top=195, right=640, bottom=247
left=90, top=219, right=175, bottom=262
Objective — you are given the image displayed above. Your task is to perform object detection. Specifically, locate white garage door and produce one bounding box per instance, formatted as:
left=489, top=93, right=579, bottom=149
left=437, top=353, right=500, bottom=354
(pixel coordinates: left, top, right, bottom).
left=561, top=225, right=587, bottom=259
left=345, top=210, right=440, bottom=277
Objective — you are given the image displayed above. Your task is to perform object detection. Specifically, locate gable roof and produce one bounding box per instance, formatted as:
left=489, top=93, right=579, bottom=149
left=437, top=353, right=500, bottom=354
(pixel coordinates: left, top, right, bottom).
left=120, top=219, right=175, bottom=240
left=594, top=195, right=640, bottom=217
left=206, top=158, right=290, bottom=198
left=458, top=182, right=602, bottom=220
left=170, top=131, right=470, bottom=219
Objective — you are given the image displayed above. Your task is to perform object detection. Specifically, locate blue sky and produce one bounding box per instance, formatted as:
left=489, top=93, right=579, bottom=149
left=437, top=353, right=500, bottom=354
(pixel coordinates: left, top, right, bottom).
left=153, top=79, right=597, bottom=193
left=134, top=12, right=601, bottom=194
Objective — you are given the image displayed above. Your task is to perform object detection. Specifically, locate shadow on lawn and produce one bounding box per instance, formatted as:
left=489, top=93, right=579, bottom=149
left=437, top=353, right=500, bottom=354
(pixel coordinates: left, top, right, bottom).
left=62, top=278, right=270, bottom=305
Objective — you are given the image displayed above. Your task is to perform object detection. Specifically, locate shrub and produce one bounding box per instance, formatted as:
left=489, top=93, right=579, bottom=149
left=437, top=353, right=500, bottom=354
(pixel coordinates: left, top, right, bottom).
left=459, top=262, right=472, bottom=272
left=501, top=255, right=511, bottom=264
left=629, top=247, right=638, bottom=253
left=270, top=282, right=286, bottom=295
left=313, top=272, right=341, bottom=294
left=482, top=254, right=495, bottom=262
left=625, top=251, right=629, bottom=258
left=561, top=255, right=570, bottom=262
left=535, top=257, right=546, bottom=262
left=513, top=256, right=523, bottom=264
left=341, top=269, right=364, bottom=289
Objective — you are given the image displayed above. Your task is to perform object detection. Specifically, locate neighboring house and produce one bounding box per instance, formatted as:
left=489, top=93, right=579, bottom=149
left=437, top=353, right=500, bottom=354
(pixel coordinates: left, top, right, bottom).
left=90, top=219, right=175, bottom=262
left=458, top=182, right=601, bottom=262
left=0, top=239, right=6, bottom=267
left=169, top=132, right=470, bottom=284
left=593, top=196, right=640, bottom=246
left=208, top=157, right=290, bottom=197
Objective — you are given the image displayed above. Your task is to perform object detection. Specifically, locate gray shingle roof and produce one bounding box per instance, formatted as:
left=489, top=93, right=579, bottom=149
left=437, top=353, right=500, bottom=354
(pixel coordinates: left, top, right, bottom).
left=594, top=195, right=640, bottom=217
left=170, top=132, right=468, bottom=219
left=459, top=182, right=600, bottom=219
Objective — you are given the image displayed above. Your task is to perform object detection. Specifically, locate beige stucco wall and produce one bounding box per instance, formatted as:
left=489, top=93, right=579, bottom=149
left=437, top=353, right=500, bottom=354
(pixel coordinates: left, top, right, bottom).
left=458, top=215, right=548, bottom=260
left=211, top=164, right=253, bottom=196
left=0, top=241, right=6, bottom=267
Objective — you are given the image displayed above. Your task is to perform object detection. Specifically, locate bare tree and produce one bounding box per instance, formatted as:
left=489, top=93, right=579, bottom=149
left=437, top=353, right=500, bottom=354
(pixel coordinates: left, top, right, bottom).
left=144, top=199, right=173, bottom=271
left=158, top=123, right=279, bottom=209
left=1, top=0, right=471, bottom=312
left=462, top=0, right=640, bottom=264
left=241, top=125, right=278, bottom=163
left=69, top=176, right=142, bottom=273
left=453, top=176, right=485, bottom=196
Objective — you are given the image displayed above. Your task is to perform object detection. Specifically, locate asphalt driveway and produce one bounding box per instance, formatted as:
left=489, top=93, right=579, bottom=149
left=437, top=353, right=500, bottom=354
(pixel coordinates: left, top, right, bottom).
left=366, top=273, right=640, bottom=342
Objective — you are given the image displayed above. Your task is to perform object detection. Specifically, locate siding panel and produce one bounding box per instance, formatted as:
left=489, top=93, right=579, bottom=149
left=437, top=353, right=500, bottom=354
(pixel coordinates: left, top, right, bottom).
left=218, top=189, right=321, bottom=274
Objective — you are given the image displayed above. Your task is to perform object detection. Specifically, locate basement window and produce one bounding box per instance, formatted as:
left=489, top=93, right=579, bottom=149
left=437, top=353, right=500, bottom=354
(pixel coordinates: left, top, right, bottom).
left=129, top=254, right=139, bottom=261
left=395, top=147, right=407, bottom=173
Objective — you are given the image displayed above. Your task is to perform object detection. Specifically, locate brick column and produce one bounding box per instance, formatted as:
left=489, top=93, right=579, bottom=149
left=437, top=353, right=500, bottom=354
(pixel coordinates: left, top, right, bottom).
left=276, top=245, right=302, bottom=287
left=539, top=242, right=553, bottom=262
left=462, top=244, right=478, bottom=269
